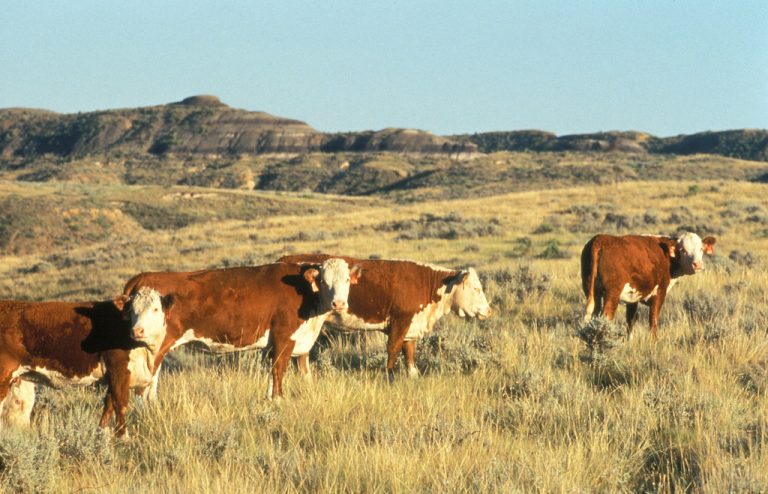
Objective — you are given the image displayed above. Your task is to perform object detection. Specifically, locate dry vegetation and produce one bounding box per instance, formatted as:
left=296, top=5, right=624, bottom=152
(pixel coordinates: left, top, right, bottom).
left=0, top=169, right=767, bottom=492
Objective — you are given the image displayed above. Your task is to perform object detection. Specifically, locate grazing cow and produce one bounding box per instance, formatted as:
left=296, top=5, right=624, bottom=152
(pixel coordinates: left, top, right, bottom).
left=581, top=232, right=716, bottom=337
left=122, top=258, right=360, bottom=399
left=278, top=255, right=492, bottom=381
left=0, top=288, right=171, bottom=435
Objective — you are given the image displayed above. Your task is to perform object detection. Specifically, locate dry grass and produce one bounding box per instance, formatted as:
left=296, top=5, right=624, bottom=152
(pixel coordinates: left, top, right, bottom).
left=0, top=178, right=767, bottom=492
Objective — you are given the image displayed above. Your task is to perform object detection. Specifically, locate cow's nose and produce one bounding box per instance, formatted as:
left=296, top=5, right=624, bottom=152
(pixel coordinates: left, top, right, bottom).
left=692, top=261, right=703, bottom=271
left=479, top=307, right=493, bottom=320
left=332, top=300, right=347, bottom=311
left=133, top=327, right=145, bottom=339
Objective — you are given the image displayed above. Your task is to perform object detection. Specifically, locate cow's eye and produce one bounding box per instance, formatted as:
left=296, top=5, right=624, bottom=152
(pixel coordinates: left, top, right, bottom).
left=153, top=307, right=159, bottom=312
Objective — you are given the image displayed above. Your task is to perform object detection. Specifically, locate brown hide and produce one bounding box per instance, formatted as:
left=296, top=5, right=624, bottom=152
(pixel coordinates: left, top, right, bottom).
left=122, top=263, right=326, bottom=397
left=279, top=254, right=460, bottom=379
left=0, top=299, right=139, bottom=434
left=581, top=234, right=681, bottom=337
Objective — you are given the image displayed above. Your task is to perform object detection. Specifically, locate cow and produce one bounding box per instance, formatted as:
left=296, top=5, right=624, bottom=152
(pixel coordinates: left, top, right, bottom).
left=0, top=287, right=171, bottom=436
left=581, top=232, right=716, bottom=337
left=278, top=255, right=493, bottom=381
left=121, top=258, right=360, bottom=400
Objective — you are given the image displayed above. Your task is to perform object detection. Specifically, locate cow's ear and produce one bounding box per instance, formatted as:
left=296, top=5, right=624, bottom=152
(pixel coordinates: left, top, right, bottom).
left=454, top=271, right=470, bottom=285
left=161, top=294, right=175, bottom=312
left=667, top=242, right=676, bottom=258
left=350, top=264, right=362, bottom=285
left=702, top=236, right=716, bottom=255
left=304, top=267, right=320, bottom=293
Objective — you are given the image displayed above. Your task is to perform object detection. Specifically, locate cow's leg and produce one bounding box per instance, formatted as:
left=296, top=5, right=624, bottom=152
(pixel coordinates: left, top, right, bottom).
left=584, top=293, right=596, bottom=321
left=602, top=290, right=621, bottom=321
left=648, top=289, right=667, bottom=340
left=402, top=340, right=418, bottom=378
left=1, top=378, right=34, bottom=429
left=270, top=339, right=295, bottom=399
left=626, top=303, right=639, bottom=335
left=99, top=393, right=115, bottom=430
left=593, top=292, right=604, bottom=317
left=106, top=370, right=131, bottom=437
left=297, top=354, right=312, bottom=383
left=385, top=319, right=411, bottom=383
left=0, top=360, right=22, bottom=430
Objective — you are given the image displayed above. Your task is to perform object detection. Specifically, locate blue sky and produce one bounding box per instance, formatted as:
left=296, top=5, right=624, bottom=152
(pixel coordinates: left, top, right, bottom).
left=1, top=1, right=766, bottom=136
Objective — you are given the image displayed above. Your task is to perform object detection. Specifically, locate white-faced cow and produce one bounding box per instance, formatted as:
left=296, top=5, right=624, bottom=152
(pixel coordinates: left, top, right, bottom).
left=0, top=287, right=171, bottom=435
left=581, top=232, right=716, bottom=337
left=121, top=258, right=360, bottom=399
left=279, top=255, right=492, bottom=381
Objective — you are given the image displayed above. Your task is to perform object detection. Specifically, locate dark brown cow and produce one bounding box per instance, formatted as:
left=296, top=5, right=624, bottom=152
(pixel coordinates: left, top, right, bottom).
left=581, top=232, right=716, bottom=337
left=0, top=289, right=171, bottom=435
left=122, top=259, right=359, bottom=399
left=279, top=255, right=492, bottom=381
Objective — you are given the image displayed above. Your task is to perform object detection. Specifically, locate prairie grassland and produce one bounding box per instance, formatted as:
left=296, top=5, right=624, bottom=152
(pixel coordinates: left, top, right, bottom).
left=0, top=178, right=767, bottom=492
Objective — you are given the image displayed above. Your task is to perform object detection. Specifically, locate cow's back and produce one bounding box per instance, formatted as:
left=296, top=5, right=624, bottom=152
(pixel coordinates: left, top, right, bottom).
left=124, top=264, right=313, bottom=343
left=0, top=300, right=129, bottom=378
left=587, top=235, right=674, bottom=292
left=280, top=255, right=455, bottom=325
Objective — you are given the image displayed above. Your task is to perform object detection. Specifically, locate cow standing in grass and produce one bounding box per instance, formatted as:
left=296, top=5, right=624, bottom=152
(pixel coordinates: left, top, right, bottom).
left=122, top=259, right=360, bottom=399
left=0, top=287, right=171, bottom=436
left=581, top=232, right=716, bottom=337
left=279, top=255, right=492, bottom=381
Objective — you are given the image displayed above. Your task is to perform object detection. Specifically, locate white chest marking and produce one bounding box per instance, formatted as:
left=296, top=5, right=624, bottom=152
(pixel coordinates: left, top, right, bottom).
left=406, top=293, right=453, bottom=341
left=667, top=278, right=678, bottom=294
left=127, top=347, right=155, bottom=389
left=290, top=316, right=327, bottom=356
left=619, top=283, right=658, bottom=304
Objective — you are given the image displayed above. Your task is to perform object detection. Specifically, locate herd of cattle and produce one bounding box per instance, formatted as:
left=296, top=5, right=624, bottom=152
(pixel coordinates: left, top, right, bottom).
left=0, top=232, right=715, bottom=436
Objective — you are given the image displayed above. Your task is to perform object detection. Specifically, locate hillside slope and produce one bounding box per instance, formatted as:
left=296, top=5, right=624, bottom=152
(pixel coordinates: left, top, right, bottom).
left=0, top=95, right=474, bottom=160
left=2, top=96, right=766, bottom=165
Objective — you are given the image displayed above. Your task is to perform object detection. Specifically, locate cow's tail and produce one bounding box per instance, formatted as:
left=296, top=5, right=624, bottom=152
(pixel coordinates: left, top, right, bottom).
left=581, top=237, right=601, bottom=321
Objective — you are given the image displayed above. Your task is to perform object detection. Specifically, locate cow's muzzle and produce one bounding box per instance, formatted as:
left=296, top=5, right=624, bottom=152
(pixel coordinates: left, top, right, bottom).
left=132, top=327, right=145, bottom=340
left=692, top=261, right=703, bottom=272
left=332, top=300, right=348, bottom=311
left=477, top=307, right=493, bottom=320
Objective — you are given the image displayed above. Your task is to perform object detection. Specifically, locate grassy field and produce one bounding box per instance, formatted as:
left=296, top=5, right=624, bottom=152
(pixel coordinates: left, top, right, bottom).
left=0, top=175, right=767, bottom=492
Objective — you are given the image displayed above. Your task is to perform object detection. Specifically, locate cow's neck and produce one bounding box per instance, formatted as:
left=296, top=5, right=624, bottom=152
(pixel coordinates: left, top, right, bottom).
left=428, top=284, right=456, bottom=329
left=669, top=258, right=688, bottom=279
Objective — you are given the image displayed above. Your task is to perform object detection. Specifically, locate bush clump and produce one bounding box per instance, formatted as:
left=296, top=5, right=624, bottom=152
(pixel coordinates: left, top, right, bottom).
left=376, top=212, right=502, bottom=240
left=485, top=266, right=551, bottom=303
left=0, top=431, right=59, bottom=493
left=575, top=316, right=625, bottom=357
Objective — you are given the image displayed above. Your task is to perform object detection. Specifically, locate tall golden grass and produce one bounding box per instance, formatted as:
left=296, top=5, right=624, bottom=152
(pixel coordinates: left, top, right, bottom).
left=0, top=178, right=766, bottom=492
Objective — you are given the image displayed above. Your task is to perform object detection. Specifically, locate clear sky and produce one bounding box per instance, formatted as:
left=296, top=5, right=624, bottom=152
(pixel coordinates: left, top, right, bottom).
left=1, top=1, right=766, bottom=136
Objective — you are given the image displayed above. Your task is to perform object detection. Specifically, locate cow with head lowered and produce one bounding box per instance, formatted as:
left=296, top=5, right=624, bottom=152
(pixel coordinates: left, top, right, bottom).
left=122, top=258, right=360, bottom=399
left=0, top=287, right=171, bottom=435
left=581, top=232, right=716, bottom=337
left=278, top=255, right=492, bottom=381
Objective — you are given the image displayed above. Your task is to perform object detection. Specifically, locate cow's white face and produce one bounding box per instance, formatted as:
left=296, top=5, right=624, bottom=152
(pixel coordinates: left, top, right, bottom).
left=304, top=258, right=361, bottom=312
left=676, top=232, right=716, bottom=275
left=125, top=287, right=173, bottom=348
left=450, top=268, right=492, bottom=319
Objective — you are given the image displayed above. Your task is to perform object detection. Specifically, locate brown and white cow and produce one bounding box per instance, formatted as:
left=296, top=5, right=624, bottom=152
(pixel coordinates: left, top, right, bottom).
left=122, top=258, right=360, bottom=399
left=279, top=255, right=492, bottom=381
left=0, top=288, right=171, bottom=435
left=581, top=232, right=716, bottom=337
